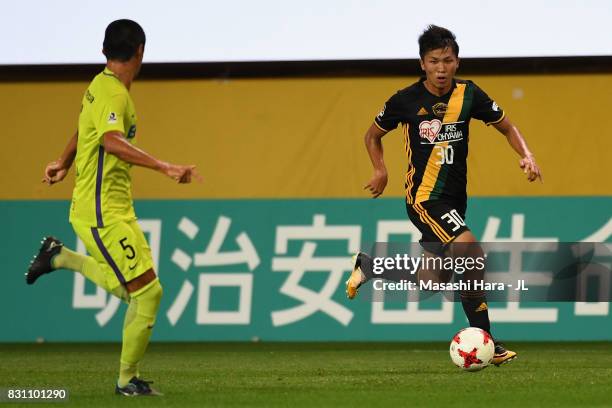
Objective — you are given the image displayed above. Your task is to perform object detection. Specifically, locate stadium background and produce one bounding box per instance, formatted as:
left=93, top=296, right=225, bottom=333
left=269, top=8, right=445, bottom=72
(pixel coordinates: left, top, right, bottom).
left=2, top=72, right=611, bottom=342
left=1, top=1, right=611, bottom=344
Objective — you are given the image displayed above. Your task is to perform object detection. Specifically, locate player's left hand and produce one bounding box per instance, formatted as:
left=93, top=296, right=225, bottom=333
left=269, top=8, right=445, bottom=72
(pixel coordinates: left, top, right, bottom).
left=519, top=155, right=542, bottom=182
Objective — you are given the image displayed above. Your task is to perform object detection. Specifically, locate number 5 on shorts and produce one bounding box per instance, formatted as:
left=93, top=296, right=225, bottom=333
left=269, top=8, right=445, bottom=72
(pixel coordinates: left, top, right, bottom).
left=119, top=237, right=136, bottom=260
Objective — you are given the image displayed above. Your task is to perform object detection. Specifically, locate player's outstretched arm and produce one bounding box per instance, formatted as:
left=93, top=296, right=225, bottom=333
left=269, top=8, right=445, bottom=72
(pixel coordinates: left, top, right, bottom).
left=43, top=131, right=78, bottom=185
left=364, top=123, right=389, bottom=198
left=493, top=117, right=543, bottom=182
left=103, top=131, right=202, bottom=184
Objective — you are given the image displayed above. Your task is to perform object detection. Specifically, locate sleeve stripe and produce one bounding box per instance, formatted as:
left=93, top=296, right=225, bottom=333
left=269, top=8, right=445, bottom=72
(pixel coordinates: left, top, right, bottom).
left=486, top=111, right=506, bottom=126
left=373, top=120, right=390, bottom=133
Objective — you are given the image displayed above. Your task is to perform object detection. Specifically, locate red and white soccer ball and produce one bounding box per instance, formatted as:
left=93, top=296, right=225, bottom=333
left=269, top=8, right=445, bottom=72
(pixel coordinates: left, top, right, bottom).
left=449, top=327, right=494, bottom=372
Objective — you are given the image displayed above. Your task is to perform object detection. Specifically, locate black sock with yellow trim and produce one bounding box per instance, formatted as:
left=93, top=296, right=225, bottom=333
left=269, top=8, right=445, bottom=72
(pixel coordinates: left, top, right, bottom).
left=460, top=292, right=491, bottom=335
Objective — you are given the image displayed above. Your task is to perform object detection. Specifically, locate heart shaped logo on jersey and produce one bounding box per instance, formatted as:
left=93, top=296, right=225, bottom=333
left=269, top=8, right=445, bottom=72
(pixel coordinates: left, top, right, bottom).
left=419, top=119, right=442, bottom=143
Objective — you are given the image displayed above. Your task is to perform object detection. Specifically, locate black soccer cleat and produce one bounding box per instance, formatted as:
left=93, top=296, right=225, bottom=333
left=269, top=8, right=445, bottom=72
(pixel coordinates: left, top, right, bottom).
left=26, top=236, right=63, bottom=285
left=115, top=377, right=163, bottom=396
left=492, top=342, right=517, bottom=366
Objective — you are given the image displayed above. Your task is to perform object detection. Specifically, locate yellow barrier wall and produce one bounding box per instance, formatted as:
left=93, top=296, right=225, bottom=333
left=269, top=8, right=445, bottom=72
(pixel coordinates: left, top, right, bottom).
left=2, top=74, right=611, bottom=199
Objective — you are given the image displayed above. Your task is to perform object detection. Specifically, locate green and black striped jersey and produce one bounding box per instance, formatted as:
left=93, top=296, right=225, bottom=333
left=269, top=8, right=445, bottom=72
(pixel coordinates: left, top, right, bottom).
left=374, top=78, right=505, bottom=206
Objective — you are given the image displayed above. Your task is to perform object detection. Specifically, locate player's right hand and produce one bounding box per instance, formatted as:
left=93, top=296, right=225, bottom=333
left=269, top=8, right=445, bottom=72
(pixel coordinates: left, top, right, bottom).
left=164, top=163, right=203, bottom=184
left=364, top=169, right=388, bottom=198
left=42, top=161, right=68, bottom=185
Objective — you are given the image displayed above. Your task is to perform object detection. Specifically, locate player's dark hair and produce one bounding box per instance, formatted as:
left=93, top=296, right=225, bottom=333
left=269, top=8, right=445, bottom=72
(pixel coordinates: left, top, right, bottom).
left=103, top=19, right=146, bottom=62
left=418, top=25, right=459, bottom=59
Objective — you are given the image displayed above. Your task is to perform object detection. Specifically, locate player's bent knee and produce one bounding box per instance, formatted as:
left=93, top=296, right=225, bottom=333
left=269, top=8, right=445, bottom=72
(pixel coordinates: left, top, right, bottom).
left=145, top=279, right=163, bottom=304
left=418, top=265, right=453, bottom=285
left=449, top=232, right=484, bottom=259
left=453, top=230, right=478, bottom=244
left=131, top=278, right=163, bottom=319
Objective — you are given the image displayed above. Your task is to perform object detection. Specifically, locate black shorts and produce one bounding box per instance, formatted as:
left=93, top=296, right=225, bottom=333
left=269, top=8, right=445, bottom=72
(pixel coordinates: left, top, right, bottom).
left=406, top=200, right=470, bottom=256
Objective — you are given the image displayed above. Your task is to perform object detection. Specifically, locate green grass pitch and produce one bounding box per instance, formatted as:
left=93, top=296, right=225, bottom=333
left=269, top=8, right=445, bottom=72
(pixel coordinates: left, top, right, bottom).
left=1, top=342, right=611, bottom=407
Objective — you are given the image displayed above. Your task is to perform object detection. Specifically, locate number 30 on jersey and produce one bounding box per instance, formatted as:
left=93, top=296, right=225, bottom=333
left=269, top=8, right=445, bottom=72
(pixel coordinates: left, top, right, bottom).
left=434, top=145, right=454, bottom=165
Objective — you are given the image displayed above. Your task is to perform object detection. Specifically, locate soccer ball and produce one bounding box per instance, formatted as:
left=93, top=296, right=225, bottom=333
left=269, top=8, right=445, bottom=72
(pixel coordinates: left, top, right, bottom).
left=449, top=327, right=494, bottom=372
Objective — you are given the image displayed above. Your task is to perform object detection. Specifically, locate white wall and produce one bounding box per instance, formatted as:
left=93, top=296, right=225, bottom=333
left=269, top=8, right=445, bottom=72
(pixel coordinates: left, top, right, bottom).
left=2, top=0, right=611, bottom=64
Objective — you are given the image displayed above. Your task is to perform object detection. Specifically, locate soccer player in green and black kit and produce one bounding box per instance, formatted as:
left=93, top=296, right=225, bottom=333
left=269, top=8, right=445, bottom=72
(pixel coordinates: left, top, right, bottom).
left=346, top=25, right=542, bottom=366
left=26, top=20, right=200, bottom=395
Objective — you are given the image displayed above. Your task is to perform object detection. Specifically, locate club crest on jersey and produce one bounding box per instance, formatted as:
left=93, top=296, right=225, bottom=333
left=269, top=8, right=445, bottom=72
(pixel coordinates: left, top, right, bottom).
left=419, top=119, right=442, bottom=143
left=108, top=112, right=118, bottom=124
left=432, top=103, right=447, bottom=118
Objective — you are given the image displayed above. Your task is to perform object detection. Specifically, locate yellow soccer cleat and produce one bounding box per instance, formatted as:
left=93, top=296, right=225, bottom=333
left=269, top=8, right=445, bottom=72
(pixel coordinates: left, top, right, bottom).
left=492, top=343, right=517, bottom=366
left=346, top=253, right=367, bottom=300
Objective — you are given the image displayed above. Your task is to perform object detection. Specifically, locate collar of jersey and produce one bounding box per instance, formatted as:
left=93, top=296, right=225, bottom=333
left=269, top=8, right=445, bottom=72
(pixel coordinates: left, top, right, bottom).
left=102, top=67, right=129, bottom=92
left=103, top=67, right=120, bottom=79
